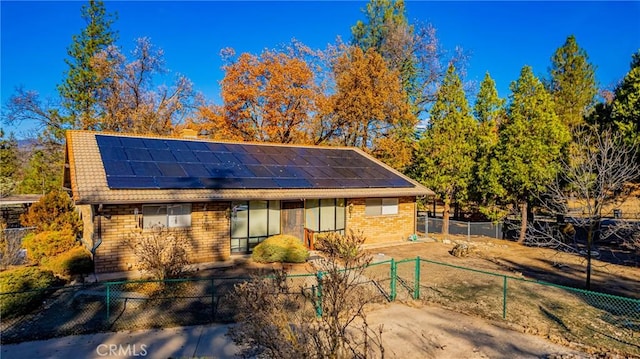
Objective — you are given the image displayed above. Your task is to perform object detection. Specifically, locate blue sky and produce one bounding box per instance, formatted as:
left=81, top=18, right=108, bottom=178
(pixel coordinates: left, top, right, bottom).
left=1, top=1, right=639, bottom=138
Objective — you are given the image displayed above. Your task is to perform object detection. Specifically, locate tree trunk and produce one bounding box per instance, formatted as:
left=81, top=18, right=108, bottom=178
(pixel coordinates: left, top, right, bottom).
left=586, top=221, right=594, bottom=290
left=517, top=201, right=527, bottom=244
left=442, top=200, right=450, bottom=237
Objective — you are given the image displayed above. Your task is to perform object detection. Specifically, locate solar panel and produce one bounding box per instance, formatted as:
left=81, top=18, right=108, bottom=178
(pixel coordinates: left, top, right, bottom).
left=95, top=134, right=415, bottom=190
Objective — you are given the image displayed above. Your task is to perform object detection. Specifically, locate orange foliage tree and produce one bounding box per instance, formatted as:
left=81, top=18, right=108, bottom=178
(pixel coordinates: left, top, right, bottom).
left=327, top=47, right=417, bottom=170
left=197, top=48, right=317, bottom=144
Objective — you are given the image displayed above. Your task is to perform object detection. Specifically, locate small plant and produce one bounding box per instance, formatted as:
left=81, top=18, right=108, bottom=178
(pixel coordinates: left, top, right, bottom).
left=0, top=267, right=59, bottom=318
left=41, top=246, right=93, bottom=277
left=22, top=230, right=78, bottom=264
left=252, top=235, right=309, bottom=263
left=126, top=226, right=191, bottom=280
left=20, top=190, right=83, bottom=236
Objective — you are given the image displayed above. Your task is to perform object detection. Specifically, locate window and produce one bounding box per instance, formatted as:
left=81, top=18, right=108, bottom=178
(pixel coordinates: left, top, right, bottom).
left=231, top=200, right=281, bottom=253
left=365, top=198, right=398, bottom=216
left=142, top=204, right=192, bottom=228
left=305, top=198, right=345, bottom=233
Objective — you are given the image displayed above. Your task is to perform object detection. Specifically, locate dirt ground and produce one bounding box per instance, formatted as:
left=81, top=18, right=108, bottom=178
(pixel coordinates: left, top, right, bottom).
left=367, top=236, right=640, bottom=298
left=366, top=302, right=587, bottom=359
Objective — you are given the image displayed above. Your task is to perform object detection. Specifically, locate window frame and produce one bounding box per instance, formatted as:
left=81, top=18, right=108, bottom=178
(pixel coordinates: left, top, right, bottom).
left=365, top=198, right=399, bottom=216
left=142, top=203, right=192, bottom=229
left=305, top=198, right=346, bottom=234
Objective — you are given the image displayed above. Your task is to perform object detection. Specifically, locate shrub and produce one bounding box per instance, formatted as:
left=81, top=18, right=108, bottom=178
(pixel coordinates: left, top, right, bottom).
left=126, top=226, right=191, bottom=280
left=0, top=267, right=59, bottom=318
left=20, top=189, right=82, bottom=236
left=41, top=246, right=93, bottom=277
left=22, top=230, right=78, bottom=264
left=252, top=235, right=309, bottom=263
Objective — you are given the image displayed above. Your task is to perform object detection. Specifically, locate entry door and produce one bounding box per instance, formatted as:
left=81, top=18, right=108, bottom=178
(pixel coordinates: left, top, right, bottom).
left=281, top=201, right=304, bottom=240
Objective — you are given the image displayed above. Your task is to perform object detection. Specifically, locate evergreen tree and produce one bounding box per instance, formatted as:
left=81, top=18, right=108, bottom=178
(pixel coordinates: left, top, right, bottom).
left=610, top=50, right=640, bottom=143
left=57, top=0, right=117, bottom=131
left=410, top=64, right=477, bottom=235
left=16, top=144, right=64, bottom=195
left=547, top=35, right=597, bottom=128
left=0, top=130, right=20, bottom=197
left=498, top=66, right=570, bottom=243
left=472, top=73, right=507, bottom=220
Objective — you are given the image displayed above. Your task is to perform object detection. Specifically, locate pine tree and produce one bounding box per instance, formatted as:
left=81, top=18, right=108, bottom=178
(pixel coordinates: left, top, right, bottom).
left=472, top=73, right=506, bottom=220
left=610, top=50, right=640, bottom=143
left=498, top=66, right=570, bottom=243
left=547, top=35, right=597, bottom=128
left=57, top=0, right=117, bottom=131
left=0, top=131, right=20, bottom=197
left=410, top=65, right=477, bottom=235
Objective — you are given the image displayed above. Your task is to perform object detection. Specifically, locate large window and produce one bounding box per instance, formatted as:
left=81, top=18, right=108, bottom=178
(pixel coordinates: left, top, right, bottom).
left=365, top=198, right=398, bottom=216
left=305, top=198, right=345, bottom=233
left=231, top=200, right=280, bottom=253
left=142, top=204, right=192, bottom=229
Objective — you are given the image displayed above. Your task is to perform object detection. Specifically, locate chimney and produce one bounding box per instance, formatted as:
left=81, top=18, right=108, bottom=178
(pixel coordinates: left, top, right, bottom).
left=180, top=128, right=198, bottom=139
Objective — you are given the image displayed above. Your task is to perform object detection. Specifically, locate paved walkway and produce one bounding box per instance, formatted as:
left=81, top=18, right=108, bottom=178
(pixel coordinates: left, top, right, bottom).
left=1, top=324, right=240, bottom=359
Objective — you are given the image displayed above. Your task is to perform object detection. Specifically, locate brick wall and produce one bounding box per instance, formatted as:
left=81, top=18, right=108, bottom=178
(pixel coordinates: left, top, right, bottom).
left=91, top=202, right=230, bottom=273
left=346, top=197, right=416, bottom=244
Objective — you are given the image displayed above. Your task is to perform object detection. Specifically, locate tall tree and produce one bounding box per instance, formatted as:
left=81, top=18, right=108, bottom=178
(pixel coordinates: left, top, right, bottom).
left=610, top=50, right=640, bottom=143
left=498, top=66, right=570, bottom=243
left=0, top=130, right=20, bottom=197
left=58, top=0, right=118, bottom=131
left=547, top=35, right=597, bottom=128
left=16, top=143, right=64, bottom=195
left=410, top=64, right=477, bottom=234
left=90, top=38, right=197, bottom=135
left=199, top=48, right=317, bottom=143
left=329, top=47, right=416, bottom=170
left=351, top=0, right=468, bottom=117
left=472, top=72, right=507, bottom=220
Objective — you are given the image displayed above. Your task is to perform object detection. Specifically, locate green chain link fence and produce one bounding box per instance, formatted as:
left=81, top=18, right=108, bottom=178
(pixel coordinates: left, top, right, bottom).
left=2, top=257, right=639, bottom=356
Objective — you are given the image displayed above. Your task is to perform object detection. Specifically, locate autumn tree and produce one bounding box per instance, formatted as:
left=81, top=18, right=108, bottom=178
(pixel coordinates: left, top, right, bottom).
left=58, top=0, right=118, bottom=133
left=471, top=72, right=507, bottom=220
left=328, top=47, right=416, bottom=170
left=199, top=48, right=317, bottom=143
left=351, top=0, right=466, bottom=118
left=497, top=66, right=570, bottom=243
left=547, top=35, right=597, bottom=128
left=90, top=37, right=197, bottom=135
left=410, top=64, right=477, bottom=234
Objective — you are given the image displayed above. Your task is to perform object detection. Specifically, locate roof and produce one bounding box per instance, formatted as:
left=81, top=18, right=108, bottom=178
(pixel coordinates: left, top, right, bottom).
left=0, top=195, right=43, bottom=206
left=65, top=131, right=433, bottom=204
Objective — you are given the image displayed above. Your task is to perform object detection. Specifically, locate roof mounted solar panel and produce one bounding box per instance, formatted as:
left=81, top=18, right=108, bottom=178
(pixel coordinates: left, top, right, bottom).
left=95, top=134, right=415, bottom=190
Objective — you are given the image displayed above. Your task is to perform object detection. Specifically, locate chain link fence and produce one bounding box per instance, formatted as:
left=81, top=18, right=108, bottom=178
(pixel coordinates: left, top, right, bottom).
left=2, top=257, right=639, bottom=356
left=418, top=216, right=503, bottom=240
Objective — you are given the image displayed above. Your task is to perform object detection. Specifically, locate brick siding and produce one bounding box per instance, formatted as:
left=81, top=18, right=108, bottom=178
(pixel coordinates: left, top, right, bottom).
left=346, top=197, right=416, bottom=244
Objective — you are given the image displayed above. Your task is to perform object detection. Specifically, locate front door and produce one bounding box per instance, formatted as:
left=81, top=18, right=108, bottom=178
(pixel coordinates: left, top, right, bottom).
left=281, top=201, right=304, bottom=240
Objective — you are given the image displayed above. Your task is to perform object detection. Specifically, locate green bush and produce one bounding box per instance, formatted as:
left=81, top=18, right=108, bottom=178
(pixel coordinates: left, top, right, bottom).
left=41, top=246, right=93, bottom=276
left=252, top=235, right=309, bottom=263
left=22, top=230, right=78, bottom=264
left=0, top=267, right=59, bottom=318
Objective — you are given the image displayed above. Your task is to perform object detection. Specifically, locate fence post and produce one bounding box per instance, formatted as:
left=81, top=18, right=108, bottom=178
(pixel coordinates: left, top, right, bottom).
left=414, top=256, right=421, bottom=300
left=211, top=278, right=215, bottom=319
left=315, top=271, right=323, bottom=317
left=390, top=258, right=397, bottom=301
left=106, top=283, right=110, bottom=322
left=467, top=221, right=471, bottom=240
left=502, top=276, right=507, bottom=319
left=425, top=213, right=429, bottom=235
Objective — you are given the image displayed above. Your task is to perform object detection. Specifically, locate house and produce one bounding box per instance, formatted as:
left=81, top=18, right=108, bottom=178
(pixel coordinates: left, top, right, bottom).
left=64, top=130, right=433, bottom=273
